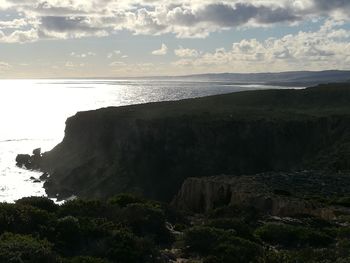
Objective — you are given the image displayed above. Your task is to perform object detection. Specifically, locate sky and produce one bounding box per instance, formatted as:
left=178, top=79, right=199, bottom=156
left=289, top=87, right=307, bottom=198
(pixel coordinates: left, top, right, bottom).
left=0, top=0, right=350, bottom=78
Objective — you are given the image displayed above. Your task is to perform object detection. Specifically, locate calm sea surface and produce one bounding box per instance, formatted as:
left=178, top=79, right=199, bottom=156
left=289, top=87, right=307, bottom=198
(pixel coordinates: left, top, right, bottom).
left=0, top=79, right=300, bottom=202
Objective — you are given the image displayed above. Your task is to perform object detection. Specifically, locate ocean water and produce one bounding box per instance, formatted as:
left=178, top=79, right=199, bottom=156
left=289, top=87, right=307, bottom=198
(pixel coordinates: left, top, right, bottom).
left=0, top=79, right=298, bottom=203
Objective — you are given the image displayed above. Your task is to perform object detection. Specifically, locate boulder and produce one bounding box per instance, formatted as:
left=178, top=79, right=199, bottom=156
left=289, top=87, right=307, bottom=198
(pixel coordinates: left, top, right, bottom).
left=16, top=154, right=31, bottom=167
left=33, top=148, right=41, bottom=156
left=40, top=172, right=49, bottom=181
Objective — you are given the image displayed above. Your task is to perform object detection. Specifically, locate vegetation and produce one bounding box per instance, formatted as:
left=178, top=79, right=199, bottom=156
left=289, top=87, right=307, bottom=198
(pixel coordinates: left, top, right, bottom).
left=1, top=194, right=350, bottom=262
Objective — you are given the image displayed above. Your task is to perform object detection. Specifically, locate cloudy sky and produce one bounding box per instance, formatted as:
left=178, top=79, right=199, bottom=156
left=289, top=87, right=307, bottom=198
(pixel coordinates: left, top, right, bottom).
left=0, top=0, right=350, bottom=78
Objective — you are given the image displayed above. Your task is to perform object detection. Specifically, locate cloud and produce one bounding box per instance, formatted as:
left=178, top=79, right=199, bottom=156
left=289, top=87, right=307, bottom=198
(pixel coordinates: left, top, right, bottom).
left=174, top=46, right=199, bottom=57
left=152, top=43, right=168, bottom=55
left=65, top=61, right=85, bottom=68
left=107, top=50, right=121, bottom=59
left=0, top=0, right=349, bottom=43
left=0, top=61, right=11, bottom=71
left=172, top=20, right=350, bottom=72
left=70, top=51, right=96, bottom=58
left=0, top=18, right=27, bottom=29
left=0, top=28, right=38, bottom=43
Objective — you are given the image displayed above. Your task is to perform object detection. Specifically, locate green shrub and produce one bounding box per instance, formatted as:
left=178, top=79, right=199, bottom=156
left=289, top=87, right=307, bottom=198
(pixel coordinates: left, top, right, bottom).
left=184, top=226, right=221, bottom=254
left=0, top=232, right=57, bottom=263
left=184, top=226, right=261, bottom=262
left=108, top=194, right=145, bottom=207
left=105, top=229, right=157, bottom=263
left=208, top=205, right=260, bottom=224
left=16, top=196, right=58, bottom=213
left=63, top=256, right=110, bottom=263
left=0, top=203, right=54, bottom=237
left=58, top=200, right=110, bottom=219
left=121, top=203, right=174, bottom=245
left=206, top=218, right=254, bottom=240
left=337, top=227, right=350, bottom=239
left=255, top=223, right=333, bottom=248
left=55, top=216, right=82, bottom=255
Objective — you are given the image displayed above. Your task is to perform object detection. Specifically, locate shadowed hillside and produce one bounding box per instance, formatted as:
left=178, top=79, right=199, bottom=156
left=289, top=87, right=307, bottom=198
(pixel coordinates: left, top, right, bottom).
left=39, top=83, right=350, bottom=201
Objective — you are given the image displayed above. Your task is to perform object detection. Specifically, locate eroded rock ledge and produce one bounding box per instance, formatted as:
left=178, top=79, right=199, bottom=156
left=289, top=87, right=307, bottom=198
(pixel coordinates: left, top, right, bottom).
left=172, top=171, right=350, bottom=220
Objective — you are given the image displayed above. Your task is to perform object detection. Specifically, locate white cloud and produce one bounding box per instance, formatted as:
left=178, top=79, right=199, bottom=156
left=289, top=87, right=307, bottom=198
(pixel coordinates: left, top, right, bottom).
left=175, top=46, right=199, bottom=57
left=0, top=0, right=349, bottom=43
left=172, top=20, right=350, bottom=72
left=65, top=61, right=85, bottom=68
left=152, top=43, right=168, bottom=55
left=70, top=51, right=96, bottom=58
left=0, top=28, right=38, bottom=43
left=109, top=61, right=126, bottom=67
left=107, top=50, right=122, bottom=59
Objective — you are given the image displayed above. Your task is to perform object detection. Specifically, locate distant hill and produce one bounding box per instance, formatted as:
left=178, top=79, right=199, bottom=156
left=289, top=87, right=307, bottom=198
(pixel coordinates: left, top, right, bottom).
left=175, top=70, right=350, bottom=86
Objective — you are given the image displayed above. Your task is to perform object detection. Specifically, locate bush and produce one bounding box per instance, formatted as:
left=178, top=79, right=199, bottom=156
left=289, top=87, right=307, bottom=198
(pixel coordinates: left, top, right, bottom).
left=255, top=223, right=333, bottom=248
left=16, top=196, right=58, bottom=213
left=58, top=200, right=110, bottom=219
left=206, top=218, right=254, bottom=240
left=105, top=229, right=157, bottom=263
left=63, top=256, right=110, bottom=263
left=184, top=226, right=221, bottom=255
left=0, top=203, right=54, bottom=237
left=108, top=194, right=145, bottom=208
left=121, top=203, right=173, bottom=245
left=55, top=216, right=82, bottom=256
left=184, top=226, right=261, bottom=262
left=0, top=232, right=57, bottom=263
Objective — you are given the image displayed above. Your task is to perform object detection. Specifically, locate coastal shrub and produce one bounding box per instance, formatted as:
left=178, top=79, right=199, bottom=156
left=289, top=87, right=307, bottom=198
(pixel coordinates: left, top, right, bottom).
left=0, top=232, right=57, bottom=263
left=338, top=227, right=350, bottom=239
left=333, top=197, right=350, bottom=207
left=63, top=256, right=111, bottom=263
left=336, top=239, right=350, bottom=258
left=16, top=196, right=58, bottom=213
left=105, top=229, right=157, bottom=263
left=255, top=223, right=333, bottom=248
left=208, top=205, right=261, bottom=224
left=58, top=199, right=110, bottom=219
left=108, top=193, right=145, bottom=207
left=184, top=226, right=221, bottom=254
left=121, top=203, right=174, bottom=245
left=206, top=218, right=254, bottom=240
left=55, top=216, right=82, bottom=256
left=0, top=203, right=54, bottom=236
left=184, top=226, right=261, bottom=262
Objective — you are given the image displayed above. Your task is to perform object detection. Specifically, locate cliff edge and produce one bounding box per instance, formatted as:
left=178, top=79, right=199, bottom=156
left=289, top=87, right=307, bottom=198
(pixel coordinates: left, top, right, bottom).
left=39, top=84, right=350, bottom=201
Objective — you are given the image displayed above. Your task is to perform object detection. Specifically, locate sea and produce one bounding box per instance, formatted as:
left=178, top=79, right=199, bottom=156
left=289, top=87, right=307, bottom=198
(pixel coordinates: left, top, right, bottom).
left=0, top=79, right=300, bottom=203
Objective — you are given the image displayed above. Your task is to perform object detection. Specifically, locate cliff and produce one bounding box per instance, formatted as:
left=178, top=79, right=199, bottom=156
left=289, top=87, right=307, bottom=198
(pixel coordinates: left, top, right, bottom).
left=40, top=84, right=350, bottom=201
left=171, top=171, right=350, bottom=220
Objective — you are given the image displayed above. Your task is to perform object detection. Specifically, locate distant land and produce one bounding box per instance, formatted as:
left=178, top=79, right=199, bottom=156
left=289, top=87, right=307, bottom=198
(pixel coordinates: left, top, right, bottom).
left=70, top=70, right=350, bottom=87
left=166, top=70, right=350, bottom=87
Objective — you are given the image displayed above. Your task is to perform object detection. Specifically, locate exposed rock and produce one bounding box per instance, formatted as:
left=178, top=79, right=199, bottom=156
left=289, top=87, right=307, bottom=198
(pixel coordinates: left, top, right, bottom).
left=36, top=84, right=350, bottom=201
left=33, top=148, right=41, bottom=156
left=171, top=172, right=350, bottom=220
left=16, top=154, right=31, bottom=167
left=39, top=172, right=49, bottom=181
left=16, top=148, right=42, bottom=170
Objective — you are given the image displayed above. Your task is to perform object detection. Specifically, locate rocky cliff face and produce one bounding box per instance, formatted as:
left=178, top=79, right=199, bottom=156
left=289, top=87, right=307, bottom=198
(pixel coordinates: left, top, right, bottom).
left=39, top=85, right=350, bottom=201
left=171, top=172, right=350, bottom=220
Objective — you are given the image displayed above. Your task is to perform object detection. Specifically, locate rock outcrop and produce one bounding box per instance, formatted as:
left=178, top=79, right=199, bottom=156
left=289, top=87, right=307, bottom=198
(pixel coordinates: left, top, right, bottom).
left=37, top=84, right=350, bottom=201
left=171, top=171, right=350, bottom=220
left=16, top=148, right=42, bottom=170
